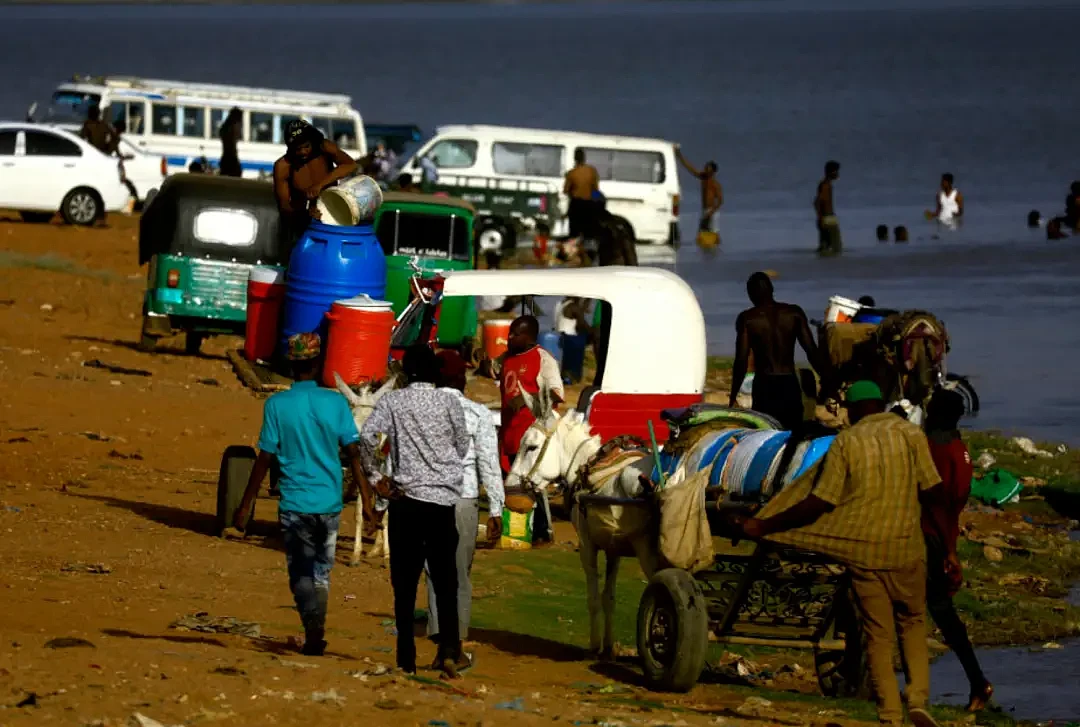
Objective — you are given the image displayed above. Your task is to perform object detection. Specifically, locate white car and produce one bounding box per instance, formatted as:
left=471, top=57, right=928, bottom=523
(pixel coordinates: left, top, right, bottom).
left=115, top=136, right=166, bottom=206
left=0, top=122, right=129, bottom=225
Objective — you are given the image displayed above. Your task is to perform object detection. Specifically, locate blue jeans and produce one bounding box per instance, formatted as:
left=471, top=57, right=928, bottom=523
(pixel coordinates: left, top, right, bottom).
left=279, top=510, right=340, bottom=637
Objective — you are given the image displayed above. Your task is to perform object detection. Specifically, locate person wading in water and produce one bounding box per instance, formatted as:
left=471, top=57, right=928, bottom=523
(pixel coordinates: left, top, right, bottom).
left=814, top=160, right=841, bottom=255
left=273, top=119, right=357, bottom=235
left=729, top=272, right=829, bottom=430
left=675, top=144, right=723, bottom=236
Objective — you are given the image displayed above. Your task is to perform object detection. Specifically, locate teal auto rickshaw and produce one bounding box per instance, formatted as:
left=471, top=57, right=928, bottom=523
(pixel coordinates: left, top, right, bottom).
left=373, top=192, right=478, bottom=355
left=137, top=174, right=290, bottom=354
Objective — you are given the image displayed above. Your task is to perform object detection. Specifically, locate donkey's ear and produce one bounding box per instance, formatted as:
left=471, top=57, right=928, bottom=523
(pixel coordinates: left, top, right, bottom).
left=519, top=387, right=538, bottom=417
left=334, top=372, right=363, bottom=408
left=373, top=374, right=397, bottom=403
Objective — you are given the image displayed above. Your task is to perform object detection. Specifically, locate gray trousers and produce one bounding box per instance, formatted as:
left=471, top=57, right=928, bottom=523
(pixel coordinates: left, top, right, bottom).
left=426, top=498, right=479, bottom=639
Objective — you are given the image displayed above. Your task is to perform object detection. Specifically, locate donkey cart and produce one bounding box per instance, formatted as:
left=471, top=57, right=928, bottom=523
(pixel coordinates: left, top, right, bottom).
left=636, top=539, right=867, bottom=696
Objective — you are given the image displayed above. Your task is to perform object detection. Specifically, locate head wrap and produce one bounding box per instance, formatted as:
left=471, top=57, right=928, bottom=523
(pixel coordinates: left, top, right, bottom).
left=846, top=380, right=883, bottom=404
left=287, top=332, right=321, bottom=361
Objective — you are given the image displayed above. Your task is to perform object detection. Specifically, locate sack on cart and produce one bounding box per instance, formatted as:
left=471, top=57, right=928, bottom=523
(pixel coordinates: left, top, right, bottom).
left=657, top=467, right=713, bottom=573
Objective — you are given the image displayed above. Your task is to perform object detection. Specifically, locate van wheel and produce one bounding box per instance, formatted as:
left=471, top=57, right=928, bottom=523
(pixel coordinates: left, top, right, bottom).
left=476, top=222, right=508, bottom=254
left=61, top=188, right=101, bottom=226
left=19, top=211, right=55, bottom=224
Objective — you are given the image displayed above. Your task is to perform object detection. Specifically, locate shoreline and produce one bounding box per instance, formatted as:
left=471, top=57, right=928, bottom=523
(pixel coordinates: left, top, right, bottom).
left=1, top=214, right=1076, bottom=726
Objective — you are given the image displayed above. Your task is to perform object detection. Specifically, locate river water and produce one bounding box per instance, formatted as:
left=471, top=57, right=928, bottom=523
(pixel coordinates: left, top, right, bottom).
left=2, top=0, right=1079, bottom=442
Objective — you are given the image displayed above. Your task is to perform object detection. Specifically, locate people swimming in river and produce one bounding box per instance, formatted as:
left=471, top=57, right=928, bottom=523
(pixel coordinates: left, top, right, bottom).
left=894, top=226, right=909, bottom=243
left=1027, top=210, right=1042, bottom=228
left=273, top=120, right=358, bottom=235
left=730, top=272, right=830, bottom=430
left=876, top=225, right=889, bottom=242
left=814, top=161, right=841, bottom=256
left=1064, top=181, right=1080, bottom=232
left=926, top=173, right=963, bottom=229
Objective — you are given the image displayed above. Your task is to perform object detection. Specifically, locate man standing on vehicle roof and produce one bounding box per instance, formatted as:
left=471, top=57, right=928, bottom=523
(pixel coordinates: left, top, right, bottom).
left=729, top=272, right=830, bottom=430
left=499, top=315, right=564, bottom=546
left=273, top=120, right=358, bottom=236
left=564, top=148, right=600, bottom=245
left=233, top=333, right=373, bottom=657
left=674, top=145, right=723, bottom=235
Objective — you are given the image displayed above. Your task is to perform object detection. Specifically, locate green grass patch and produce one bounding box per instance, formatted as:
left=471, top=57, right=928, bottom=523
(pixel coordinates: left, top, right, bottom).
left=470, top=548, right=647, bottom=652
left=706, top=355, right=734, bottom=372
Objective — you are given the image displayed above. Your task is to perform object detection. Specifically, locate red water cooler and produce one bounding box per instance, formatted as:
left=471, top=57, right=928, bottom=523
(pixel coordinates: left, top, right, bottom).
left=244, top=267, right=286, bottom=362
left=322, top=295, right=396, bottom=387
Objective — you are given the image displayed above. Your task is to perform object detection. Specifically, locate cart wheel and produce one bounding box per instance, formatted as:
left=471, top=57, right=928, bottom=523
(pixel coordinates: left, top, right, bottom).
left=815, top=587, right=870, bottom=698
left=216, top=445, right=257, bottom=536
left=637, top=568, right=709, bottom=692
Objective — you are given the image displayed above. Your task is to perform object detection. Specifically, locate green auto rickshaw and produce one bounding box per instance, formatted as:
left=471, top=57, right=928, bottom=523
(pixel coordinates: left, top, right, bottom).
left=137, top=174, right=290, bottom=354
left=374, top=192, right=477, bottom=355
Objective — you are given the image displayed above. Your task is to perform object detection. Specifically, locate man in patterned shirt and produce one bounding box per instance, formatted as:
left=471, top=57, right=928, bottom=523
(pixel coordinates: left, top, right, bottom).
left=426, top=350, right=504, bottom=656
left=360, top=346, right=470, bottom=678
left=739, top=381, right=953, bottom=727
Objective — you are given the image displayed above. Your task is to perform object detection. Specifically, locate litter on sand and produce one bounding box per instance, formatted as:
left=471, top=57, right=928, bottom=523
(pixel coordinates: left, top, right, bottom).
left=169, top=612, right=260, bottom=638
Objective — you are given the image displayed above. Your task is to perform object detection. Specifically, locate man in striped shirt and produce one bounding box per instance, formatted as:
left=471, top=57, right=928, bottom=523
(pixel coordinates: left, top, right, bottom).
left=741, top=381, right=953, bottom=727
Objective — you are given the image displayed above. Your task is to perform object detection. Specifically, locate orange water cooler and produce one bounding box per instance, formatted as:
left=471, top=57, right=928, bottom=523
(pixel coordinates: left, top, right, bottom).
left=322, top=295, right=396, bottom=387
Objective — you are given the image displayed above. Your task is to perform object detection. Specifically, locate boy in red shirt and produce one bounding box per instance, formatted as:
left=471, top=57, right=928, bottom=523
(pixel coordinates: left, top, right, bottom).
left=923, top=389, right=992, bottom=712
left=499, top=315, right=564, bottom=544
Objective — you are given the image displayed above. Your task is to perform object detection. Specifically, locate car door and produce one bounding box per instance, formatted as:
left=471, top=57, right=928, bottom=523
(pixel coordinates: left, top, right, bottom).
left=22, top=129, right=85, bottom=210
left=0, top=130, right=25, bottom=208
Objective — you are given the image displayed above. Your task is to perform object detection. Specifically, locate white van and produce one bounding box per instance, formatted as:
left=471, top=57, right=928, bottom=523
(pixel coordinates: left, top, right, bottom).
left=399, top=125, right=680, bottom=249
left=42, top=75, right=366, bottom=178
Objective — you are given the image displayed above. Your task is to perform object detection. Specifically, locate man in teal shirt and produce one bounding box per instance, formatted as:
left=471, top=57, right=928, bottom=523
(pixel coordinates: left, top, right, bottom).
left=235, top=333, right=371, bottom=656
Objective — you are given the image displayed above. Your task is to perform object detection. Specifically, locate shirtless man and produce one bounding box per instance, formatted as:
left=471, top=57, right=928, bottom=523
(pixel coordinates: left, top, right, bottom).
left=564, top=148, right=600, bottom=242
left=675, top=145, right=722, bottom=233
left=729, top=272, right=829, bottom=430
left=274, top=120, right=358, bottom=235
left=814, top=160, right=841, bottom=255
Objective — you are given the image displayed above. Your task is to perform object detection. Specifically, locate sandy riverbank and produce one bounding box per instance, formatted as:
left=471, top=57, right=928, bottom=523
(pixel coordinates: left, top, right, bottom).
left=1, top=214, right=1075, bottom=726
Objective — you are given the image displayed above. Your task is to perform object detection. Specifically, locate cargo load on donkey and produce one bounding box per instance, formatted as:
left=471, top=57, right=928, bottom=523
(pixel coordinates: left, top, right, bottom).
left=818, top=296, right=979, bottom=422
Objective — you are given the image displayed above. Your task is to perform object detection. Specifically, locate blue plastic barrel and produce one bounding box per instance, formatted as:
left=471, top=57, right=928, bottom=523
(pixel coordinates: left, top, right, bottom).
left=560, top=333, right=588, bottom=383
left=538, top=331, right=562, bottom=365
left=281, top=221, right=387, bottom=351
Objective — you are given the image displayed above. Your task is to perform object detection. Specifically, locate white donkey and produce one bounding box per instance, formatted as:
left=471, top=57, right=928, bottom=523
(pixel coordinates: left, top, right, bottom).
left=334, top=372, right=398, bottom=564
left=505, top=390, right=659, bottom=661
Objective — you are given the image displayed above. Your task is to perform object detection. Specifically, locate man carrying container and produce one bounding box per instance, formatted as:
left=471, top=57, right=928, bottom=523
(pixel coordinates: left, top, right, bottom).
left=233, top=333, right=372, bottom=657
left=737, top=381, right=954, bottom=727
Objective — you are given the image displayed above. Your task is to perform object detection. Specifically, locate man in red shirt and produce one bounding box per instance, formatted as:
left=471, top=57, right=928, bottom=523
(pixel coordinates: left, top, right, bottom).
left=499, top=315, right=564, bottom=544
left=923, top=389, right=992, bottom=712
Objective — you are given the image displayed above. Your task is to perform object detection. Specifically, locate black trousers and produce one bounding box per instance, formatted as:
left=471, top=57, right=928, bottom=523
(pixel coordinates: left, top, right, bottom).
left=751, top=373, right=804, bottom=431
left=389, top=496, right=460, bottom=670
left=926, top=543, right=987, bottom=691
